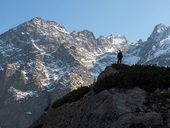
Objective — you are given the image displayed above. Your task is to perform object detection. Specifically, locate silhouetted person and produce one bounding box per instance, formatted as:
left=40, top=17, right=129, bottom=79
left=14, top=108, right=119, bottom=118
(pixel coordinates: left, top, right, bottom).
left=117, top=50, right=123, bottom=64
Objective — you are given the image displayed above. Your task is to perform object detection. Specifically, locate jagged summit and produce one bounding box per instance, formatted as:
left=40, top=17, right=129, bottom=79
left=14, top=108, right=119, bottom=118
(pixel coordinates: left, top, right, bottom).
left=154, top=24, right=168, bottom=33
left=98, top=34, right=127, bottom=40
left=71, top=29, right=96, bottom=39
left=132, top=23, right=170, bottom=66
left=28, top=17, right=68, bottom=33
left=0, top=17, right=69, bottom=41
left=0, top=17, right=72, bottom=63
left=78, top=29, right=96, bottom=39
left=30, top=17, right=43, bottom=23
left=148, top=23, right=169, bottom=42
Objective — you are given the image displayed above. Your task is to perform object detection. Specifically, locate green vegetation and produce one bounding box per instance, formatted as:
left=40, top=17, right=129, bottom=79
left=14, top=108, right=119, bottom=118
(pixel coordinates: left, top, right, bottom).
left=52, top=86, right=90, bottom=108
left=93, top=64, right=170, bottom=93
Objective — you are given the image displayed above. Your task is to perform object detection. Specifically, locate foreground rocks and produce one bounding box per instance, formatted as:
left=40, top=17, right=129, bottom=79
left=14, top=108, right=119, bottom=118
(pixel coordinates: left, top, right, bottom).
left=32, top=87, right=167, bottom=128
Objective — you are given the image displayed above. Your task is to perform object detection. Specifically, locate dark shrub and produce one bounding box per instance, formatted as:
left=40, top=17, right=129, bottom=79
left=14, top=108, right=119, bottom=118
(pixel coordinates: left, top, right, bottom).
left=111, top=63, right=130, bottom=70
left=52, top=86, right=90, bottom=108
left=93, top=64, right=170, bottom=93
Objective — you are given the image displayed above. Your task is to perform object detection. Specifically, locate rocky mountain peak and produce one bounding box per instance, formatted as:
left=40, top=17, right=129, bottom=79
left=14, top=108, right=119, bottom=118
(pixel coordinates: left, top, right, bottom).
left=98, top=34, right=128, bottom=44
left=71, top=29, right=96, bottom=40
left=109, top=34, right=127, bottom=39
left=28, top=17, right=69, bottom=35
left=148, top=24, right=168, bottom=42
left=79, top=29, right=95, bottom=37
left=30, top=17, right=43, bottom=23
left=0, top=17, right=69, bottom=41
left=154, top=24, right=167, bottom=33
left=134, top=39, right=143, bottom=46
left=28, top=17, right=63, bottom=28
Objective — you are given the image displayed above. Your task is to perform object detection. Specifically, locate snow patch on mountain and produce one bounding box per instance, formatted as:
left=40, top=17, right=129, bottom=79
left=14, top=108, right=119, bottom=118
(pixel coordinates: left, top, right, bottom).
left=8, top=87, right=39, bottom=101
left=124, top=55, right=140, bottom=65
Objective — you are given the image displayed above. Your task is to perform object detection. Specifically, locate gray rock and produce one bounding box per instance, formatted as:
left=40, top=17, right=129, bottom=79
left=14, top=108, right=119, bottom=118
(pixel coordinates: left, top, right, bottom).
left=34, top=88, right=163, bottom=128
left=97, top=66, right=118, bottom=81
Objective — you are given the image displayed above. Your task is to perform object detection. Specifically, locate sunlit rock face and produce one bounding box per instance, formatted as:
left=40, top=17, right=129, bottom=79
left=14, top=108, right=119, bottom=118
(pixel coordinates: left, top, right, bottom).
left=0, top=17, right=93, bottom=128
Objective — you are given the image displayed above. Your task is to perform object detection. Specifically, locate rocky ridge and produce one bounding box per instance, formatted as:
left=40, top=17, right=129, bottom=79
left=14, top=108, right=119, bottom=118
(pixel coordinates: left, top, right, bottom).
left=31, top=65, right=170, bottom=128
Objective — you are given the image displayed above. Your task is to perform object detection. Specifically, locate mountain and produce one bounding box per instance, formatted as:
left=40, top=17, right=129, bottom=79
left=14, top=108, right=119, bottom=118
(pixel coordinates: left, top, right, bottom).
left=31, top=64, right=170, bottom=128
left=0, top=17, right=130, bottom=128
left=0, top=17, right=93, bottom=128
left=127, top=24, right=170, bottom=66
left=0, top=17, right=170, bottom=128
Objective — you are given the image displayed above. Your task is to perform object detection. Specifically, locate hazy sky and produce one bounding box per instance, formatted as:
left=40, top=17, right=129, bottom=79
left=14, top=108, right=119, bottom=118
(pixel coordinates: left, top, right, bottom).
left=0, top=0, right=170, bottom=42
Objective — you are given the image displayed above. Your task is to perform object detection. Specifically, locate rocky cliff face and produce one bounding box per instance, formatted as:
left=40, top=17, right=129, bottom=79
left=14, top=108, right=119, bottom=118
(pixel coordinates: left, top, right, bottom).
left=0, top=17, right=94, bottom=128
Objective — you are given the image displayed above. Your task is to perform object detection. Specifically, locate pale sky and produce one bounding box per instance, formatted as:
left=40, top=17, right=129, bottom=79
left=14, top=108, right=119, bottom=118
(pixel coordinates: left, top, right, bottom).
left=1, top=0, right=170, bottom=42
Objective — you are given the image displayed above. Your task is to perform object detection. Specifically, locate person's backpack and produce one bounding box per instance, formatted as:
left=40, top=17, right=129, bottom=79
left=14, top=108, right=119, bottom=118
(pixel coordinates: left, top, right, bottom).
left=118, top=52, right=123, bottom=58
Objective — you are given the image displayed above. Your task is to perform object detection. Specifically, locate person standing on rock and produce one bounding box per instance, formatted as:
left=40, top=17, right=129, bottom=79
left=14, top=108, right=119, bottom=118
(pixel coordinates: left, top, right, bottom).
left=117, top=50, right=123, bottom=64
